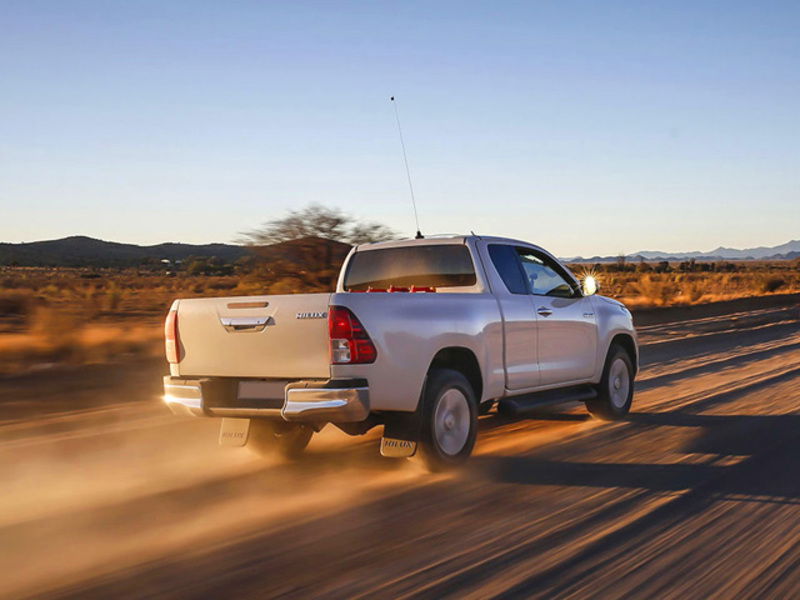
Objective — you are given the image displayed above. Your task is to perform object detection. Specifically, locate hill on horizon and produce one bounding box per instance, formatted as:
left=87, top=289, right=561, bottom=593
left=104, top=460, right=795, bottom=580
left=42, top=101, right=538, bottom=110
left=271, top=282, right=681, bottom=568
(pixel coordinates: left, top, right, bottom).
left=567, top=239, right=800, bottom=263
left=0, top=236, right=250, bottom=267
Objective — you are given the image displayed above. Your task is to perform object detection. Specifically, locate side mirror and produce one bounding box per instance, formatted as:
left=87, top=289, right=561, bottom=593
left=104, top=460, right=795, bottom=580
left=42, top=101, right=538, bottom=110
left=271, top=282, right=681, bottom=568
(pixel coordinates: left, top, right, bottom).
left=582, top=275, right=599, bottom=296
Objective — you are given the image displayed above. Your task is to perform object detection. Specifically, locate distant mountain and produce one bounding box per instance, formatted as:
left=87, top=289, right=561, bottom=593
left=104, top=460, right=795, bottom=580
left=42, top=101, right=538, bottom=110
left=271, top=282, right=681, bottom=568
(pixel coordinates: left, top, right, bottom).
left=702, top=239, right=800, bottom=260
left=0, top=236, right=250, bottom=267
left=3, top=235, right=798, bottom=268
left=566, top=240, right=800, bottom=263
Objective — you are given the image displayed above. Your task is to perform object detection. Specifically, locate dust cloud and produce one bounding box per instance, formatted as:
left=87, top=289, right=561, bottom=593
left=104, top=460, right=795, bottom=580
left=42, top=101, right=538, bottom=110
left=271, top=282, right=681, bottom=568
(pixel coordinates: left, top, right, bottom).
left=0, top=404, right=424, bottom=599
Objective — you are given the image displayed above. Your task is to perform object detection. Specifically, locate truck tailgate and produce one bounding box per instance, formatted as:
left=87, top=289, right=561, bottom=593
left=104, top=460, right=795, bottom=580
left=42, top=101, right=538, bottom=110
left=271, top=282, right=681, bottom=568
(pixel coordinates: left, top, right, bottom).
left=175, top=293, right=331, bottom=379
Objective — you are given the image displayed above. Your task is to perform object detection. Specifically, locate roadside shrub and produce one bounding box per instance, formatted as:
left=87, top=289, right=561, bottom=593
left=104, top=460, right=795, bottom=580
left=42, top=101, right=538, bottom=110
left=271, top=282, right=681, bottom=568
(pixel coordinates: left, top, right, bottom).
left=207, top=280, right=238, bottom=290
left=29, top=306, right=85, bottom=360
left=0, top=292, right=34, bottom=316
left=104, top=284, right=122, bottom=310
left=633, top=275, right=676, bottom=306
left=762, top=277, right=786, bottom=293
left=683, top=281, right=704, bottom=303
left=38, top=283, right=60, bottom=297
left=654, top=261, right=671, bottom=273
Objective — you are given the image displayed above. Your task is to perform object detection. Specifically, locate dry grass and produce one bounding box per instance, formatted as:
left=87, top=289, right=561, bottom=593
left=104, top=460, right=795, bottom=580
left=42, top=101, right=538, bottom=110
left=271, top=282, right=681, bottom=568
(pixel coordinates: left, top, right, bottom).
left=1, top=261, right=798, bottom=374
left=0, top=323, right=162, bottom=374
left=571, top=261, right=800, bottom=309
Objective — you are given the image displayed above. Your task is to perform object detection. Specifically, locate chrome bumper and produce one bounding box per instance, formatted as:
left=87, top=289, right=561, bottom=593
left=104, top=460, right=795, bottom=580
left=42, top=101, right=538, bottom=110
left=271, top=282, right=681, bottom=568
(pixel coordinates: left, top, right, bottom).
left=163, top=380, right=205, bottom=417
left=283, top=385, right=369, bottom=422
left=162, top=377, right=370, bottom=423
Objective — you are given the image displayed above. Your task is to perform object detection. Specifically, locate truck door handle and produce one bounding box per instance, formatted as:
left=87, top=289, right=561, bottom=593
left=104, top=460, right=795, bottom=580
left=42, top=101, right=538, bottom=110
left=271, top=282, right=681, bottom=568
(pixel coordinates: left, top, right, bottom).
left=220, top=317, right=270, bottom=332
left=537, top=307, right=553, bottom=317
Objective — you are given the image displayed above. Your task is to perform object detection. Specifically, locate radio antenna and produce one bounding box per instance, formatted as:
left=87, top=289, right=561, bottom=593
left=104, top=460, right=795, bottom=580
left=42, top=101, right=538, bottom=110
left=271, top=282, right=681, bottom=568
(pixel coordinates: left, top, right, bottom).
left=390, top=96, right=423, bottom=239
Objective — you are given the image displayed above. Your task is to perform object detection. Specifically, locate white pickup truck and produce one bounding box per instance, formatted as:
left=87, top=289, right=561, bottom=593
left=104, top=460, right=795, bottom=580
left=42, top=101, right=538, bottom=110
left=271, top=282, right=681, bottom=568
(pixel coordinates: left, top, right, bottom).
left=163, top=235, right=637, bottom=470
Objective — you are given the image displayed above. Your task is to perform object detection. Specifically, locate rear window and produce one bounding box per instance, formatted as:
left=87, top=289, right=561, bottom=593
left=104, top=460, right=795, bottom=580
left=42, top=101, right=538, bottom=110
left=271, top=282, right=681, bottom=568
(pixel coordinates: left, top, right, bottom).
left=343, top=245, right=477, bottom=291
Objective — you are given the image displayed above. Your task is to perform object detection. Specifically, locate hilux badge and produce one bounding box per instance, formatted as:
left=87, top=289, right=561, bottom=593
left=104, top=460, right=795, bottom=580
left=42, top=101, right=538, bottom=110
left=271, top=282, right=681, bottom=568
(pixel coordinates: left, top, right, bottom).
left=296, top=311, right=328, bottom=320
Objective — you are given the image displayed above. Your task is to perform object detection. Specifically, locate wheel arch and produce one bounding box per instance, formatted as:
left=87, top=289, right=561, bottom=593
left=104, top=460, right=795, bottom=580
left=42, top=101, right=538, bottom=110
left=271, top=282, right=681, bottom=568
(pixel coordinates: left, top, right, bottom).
left=427, top=346, right=484, bottom=403
left=608, top=333, right=638, bottom=374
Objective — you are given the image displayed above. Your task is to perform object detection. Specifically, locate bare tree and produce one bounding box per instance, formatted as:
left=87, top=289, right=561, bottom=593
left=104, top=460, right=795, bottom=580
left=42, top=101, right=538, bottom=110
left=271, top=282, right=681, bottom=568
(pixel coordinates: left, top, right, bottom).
left=240, top=204, right=396, bottom=246
left=348, top=222, right=397, bottom=245
left=239, top=204, right=397, bottom=292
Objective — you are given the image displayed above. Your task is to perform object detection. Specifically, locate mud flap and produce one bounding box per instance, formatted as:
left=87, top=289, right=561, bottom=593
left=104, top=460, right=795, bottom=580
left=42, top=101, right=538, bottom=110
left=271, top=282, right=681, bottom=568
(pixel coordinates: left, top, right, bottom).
left=219, top=418, right=250, bottom=447
left=380, top=437, right=417, bottom=458
left=380, top=411, right=421, bottom=458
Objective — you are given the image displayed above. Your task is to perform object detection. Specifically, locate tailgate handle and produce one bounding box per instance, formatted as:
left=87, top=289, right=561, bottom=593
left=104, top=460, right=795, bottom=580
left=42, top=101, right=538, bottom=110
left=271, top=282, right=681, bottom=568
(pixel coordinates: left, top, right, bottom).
left=219, top=317, right=271, bottom=332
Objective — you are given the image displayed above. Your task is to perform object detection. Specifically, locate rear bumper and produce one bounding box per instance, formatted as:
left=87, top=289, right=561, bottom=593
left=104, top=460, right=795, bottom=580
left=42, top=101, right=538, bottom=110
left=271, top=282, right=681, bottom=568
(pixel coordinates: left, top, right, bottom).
left=163, top=380, right=205, bottom=417
left=162, top=377, right=370, bottom=423
left=283, top=382, right=370, bottom=421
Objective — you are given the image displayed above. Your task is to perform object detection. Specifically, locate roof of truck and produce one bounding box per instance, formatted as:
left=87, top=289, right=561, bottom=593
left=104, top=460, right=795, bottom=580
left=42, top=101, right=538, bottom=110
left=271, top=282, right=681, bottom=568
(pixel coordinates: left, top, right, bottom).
left=355, top=234, right=543, bottom=252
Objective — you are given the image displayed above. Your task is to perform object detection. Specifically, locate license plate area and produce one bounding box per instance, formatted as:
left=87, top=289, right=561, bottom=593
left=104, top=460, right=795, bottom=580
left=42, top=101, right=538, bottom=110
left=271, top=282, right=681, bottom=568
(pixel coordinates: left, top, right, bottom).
left=200, top=379, right=287, bottom=412
left=236, top=380, right=285, bottom=410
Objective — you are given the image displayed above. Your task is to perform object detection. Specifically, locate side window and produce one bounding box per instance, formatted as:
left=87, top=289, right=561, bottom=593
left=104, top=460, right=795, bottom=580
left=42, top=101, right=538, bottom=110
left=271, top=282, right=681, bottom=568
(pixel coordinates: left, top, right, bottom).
left=488, top=244, right=528, bottom=294
left=517, top=250, right=577, bottom=298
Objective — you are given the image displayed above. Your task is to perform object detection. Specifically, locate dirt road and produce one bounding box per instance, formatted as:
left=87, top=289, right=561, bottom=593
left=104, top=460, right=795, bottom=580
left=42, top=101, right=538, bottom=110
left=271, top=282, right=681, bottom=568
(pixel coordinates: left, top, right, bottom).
left=1, top=302, right=799, bottom=599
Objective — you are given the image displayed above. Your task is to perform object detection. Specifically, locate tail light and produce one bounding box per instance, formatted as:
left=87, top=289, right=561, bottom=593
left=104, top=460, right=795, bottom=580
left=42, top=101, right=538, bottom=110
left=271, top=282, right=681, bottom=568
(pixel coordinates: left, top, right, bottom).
left=164, top=309, right=180, bottom=363
left=328, top=306, right=377, bottom=364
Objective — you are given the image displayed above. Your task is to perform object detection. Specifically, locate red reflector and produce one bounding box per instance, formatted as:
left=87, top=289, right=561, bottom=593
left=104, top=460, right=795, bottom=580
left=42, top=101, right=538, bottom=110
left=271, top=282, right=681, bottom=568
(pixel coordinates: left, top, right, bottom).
left=164, top=309, right=180, bottom=363
left=328, top=306, right=377, bottom=364
left=358, top=286, right=436, bottom=293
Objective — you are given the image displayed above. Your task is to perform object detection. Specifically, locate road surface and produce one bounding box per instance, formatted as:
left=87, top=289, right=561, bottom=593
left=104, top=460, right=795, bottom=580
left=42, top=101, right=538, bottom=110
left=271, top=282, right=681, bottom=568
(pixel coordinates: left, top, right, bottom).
left=1, top=301, right=798, bottom=599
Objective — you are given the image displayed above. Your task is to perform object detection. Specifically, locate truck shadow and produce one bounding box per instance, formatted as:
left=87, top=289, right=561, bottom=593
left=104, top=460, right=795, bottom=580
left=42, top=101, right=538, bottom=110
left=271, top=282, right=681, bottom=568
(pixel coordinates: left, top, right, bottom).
left=462, top=410, right=800, bottom=598
left=637, top=340, right=800, bottom=392
left=638, top=320, right=800, bottom=369
left=471, top=412, right=800, bottom=503
left=478, top=404, right=590, bottom=432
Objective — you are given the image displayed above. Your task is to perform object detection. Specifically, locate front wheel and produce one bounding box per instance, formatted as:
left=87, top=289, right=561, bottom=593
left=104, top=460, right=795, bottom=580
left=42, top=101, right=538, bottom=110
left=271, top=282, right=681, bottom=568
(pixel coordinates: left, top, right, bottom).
left=416, top=369, right=478, bottom=472
left=247, top=420, right=313, bottom=459
left=586, top=345, right=634, bottom=420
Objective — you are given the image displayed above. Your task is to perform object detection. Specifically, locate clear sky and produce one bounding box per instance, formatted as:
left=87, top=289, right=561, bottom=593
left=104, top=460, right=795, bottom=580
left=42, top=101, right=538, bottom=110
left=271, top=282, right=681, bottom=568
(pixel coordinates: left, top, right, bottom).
left=1, top=1, right=798, bottom=257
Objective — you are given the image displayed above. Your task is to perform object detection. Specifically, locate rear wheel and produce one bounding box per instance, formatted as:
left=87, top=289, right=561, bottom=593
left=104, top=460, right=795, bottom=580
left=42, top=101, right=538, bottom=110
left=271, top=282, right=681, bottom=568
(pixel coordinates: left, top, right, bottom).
left=586, top=345, right=634, bottom=420
left=416, top=369, right=478, bottom=471
left=247, top=420, right=313, bottom=459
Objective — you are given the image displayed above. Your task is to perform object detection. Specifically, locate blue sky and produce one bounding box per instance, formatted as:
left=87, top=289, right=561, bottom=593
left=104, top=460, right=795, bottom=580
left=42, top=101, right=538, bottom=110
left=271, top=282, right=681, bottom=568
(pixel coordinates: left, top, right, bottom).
left=1, top=1, right=797, bottom=256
